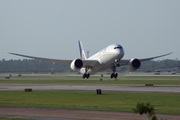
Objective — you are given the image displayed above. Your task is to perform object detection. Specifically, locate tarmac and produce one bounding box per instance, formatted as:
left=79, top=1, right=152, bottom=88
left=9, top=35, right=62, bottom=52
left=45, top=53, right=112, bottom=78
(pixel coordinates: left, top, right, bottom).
left=0, top=84, right=180, bottom=94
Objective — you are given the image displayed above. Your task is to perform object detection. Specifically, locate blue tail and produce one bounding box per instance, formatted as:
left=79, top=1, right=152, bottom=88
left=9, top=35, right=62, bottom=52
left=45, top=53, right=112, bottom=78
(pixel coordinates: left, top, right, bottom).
left=78, top=40, right=87, bottom=60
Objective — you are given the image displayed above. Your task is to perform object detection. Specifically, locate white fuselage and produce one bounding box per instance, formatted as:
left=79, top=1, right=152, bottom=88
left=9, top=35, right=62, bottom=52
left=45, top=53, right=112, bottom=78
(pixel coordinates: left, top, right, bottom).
left=79, top=44, right=124, bottom=75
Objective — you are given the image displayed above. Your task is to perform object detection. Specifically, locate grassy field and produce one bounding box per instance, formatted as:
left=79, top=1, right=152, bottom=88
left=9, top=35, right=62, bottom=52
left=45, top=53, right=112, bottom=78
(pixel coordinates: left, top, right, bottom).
left=0, top=91, right=180, bottom=115
left=0, top=76, right=180, bottom=85
left=0, top=75, right=180, bottom=115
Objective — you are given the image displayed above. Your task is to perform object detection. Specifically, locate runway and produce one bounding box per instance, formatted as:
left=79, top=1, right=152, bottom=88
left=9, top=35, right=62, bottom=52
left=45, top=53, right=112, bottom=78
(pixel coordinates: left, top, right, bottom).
left=0, top=84, right=179, bottom=94
left=0, top=72, right=180, bottom=93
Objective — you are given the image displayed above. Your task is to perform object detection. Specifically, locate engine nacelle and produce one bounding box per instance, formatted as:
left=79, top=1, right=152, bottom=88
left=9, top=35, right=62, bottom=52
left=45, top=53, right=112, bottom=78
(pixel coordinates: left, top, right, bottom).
left=129, top=58, right=141, bottom=70
left=70, top=59, right=83, bottom=71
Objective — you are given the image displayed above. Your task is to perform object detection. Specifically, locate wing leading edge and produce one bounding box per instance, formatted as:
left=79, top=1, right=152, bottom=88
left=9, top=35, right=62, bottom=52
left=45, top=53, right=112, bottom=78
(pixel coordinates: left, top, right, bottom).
left=7, top=52, right=98, bottom=68
left=119, top=52, right=173, bottom=66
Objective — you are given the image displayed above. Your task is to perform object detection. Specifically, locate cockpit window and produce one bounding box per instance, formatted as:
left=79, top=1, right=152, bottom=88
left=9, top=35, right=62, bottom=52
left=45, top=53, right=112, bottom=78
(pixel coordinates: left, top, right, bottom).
left=114, top=47, right=122, bottom=49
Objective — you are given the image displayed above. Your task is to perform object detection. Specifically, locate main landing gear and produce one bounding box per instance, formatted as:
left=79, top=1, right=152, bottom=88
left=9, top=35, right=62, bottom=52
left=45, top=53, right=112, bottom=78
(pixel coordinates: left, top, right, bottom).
left=110, top=60, right=120, bottom=79
left=83, top=73, right=90, bottom=79
left=111, top=73, right=118, bottom=79
left=110, top=66, right=118, bottom=79
left=83, top=66, right=90, bottom=79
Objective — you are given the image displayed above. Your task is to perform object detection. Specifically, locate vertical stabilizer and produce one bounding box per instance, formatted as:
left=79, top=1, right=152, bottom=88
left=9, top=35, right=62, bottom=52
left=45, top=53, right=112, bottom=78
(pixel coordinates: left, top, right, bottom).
left=78, top=40, right=87, bottom=60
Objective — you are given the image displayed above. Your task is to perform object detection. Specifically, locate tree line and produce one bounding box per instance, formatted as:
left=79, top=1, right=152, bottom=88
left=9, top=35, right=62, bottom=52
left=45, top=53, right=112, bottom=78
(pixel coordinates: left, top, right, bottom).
left=137, top=59, right=180, bottom=72
left=0, top=59, right=69, bottom=73
left=0, top=59, right=180, bottom=73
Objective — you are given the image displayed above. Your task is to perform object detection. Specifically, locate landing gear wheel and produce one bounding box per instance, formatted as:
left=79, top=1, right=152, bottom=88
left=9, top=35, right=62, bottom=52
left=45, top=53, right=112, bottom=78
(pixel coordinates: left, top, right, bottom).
left=110, top=73, right=118, bottom=79
left=83, top=73, right=90, bottom=79
left=114, top=73, right=118, bottom=78
left=83, top=74, right=86, bottom=79
left=111, top=73, right=114, bottom=79
left=87, top=73, right=90, bottom=79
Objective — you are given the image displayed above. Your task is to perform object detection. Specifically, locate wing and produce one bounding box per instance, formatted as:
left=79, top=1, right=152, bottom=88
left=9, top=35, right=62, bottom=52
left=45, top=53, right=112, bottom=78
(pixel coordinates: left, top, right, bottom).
left=7, top=52, right=98, bottom=67
left=119, top=52, right=173, bottom=66
left=7, top=52, right=72, bottom=65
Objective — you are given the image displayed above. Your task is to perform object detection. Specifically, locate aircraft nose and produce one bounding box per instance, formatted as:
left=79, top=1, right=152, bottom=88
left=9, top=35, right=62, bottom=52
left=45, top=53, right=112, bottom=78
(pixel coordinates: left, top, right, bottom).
left=119, top=47, right=124, bottom=57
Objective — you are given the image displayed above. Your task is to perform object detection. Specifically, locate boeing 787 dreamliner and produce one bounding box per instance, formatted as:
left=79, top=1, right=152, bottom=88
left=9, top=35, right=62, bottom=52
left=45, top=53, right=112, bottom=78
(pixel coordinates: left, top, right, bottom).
left=7, top=41, right=172, bottom=79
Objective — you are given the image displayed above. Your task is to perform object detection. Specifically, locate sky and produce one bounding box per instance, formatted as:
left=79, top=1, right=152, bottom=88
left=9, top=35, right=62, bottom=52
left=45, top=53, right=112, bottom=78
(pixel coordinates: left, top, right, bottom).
left=0, top=0, right=180, bottom=61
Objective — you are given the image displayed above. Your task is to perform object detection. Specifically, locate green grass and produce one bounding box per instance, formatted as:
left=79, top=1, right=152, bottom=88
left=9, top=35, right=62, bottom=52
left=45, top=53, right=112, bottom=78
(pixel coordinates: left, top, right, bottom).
left=0, top=79, right=180, bottom=85
left=0, top=75, right=180, bottom=115
left=0, top=91, right=180, bottom=115
left=0, top=76, right=180, bottom=85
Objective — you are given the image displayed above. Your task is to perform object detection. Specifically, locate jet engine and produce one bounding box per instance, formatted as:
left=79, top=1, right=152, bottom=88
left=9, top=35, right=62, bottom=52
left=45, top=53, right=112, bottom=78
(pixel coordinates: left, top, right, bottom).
left=129, top=58, right=141, bottom=70
left=70, top=59, right=83, bottom=71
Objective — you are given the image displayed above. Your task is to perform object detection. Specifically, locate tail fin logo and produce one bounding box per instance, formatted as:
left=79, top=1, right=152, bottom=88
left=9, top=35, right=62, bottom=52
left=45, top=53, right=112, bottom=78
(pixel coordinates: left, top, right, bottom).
left=78, top=40, right=87, bottom=60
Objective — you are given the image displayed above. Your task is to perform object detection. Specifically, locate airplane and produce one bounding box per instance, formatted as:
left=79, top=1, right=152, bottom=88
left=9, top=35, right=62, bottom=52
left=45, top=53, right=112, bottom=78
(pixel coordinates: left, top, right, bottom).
left=7, top=40, right=172, bottom=79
